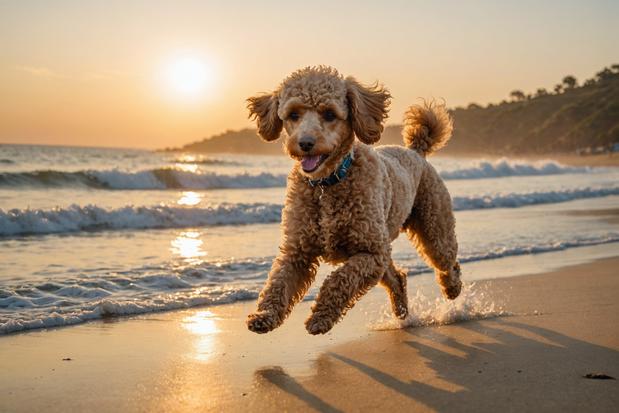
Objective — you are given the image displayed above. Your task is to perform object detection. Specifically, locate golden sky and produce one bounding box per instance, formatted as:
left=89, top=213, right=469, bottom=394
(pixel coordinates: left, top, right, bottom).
left=0, top=0, right=617, bottom=149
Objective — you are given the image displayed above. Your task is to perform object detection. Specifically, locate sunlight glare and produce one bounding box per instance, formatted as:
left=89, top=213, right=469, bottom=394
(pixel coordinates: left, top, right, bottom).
left=175, top=163, right=199, bottom=173
left=171, top=231, right=206, bottom=263
left=182, top=311, right=220, bottom=362
left=164, top=55, right=213, bottom=99
left=177, top=191, right=202, bottom=206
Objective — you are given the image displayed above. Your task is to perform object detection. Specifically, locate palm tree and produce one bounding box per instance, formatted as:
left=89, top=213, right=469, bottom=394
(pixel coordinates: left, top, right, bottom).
left=596, top=67, right=613, bottom=81
left=562, top=75, right=577, bottom=89
left=535, top=88, right=548, bottom=97
left=509, top=90, right=526, bottom=101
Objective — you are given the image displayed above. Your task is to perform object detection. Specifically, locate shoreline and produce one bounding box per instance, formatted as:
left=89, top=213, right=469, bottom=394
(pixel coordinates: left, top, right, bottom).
left=1, top=251, right=618, bottom=412
left=2, top=240, right=618, bottom=337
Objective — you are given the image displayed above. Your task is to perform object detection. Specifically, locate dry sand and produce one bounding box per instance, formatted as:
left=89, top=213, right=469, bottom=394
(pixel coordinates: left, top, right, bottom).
left=1, top=256, right=618, bottom=412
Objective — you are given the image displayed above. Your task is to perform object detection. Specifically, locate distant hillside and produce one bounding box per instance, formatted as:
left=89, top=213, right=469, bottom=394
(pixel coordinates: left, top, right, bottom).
left=167, top=65, right=619, bottom=155
left=171, top=128, right=281, bottom=155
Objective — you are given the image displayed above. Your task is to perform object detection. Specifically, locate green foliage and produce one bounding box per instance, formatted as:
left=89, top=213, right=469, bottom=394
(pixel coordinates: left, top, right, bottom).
left=444, top=69, right=619, bottom=154
left=562, top=75, right=578, bottom=89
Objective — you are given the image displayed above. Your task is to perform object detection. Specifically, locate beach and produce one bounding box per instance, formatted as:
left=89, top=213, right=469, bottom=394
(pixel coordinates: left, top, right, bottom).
left=1, top=145, right=618, bottom=412
left=1, top=249, right=618, bottom=412
left=2, top=1, right=618, bottom=411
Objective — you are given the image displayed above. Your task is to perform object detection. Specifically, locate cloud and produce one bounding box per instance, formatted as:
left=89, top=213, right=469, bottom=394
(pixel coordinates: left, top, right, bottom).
left=82, top=70, right=129, bottom=81
left=16, top=66, right=132, bottom=82
left=17, top=66, right=65, bottom=78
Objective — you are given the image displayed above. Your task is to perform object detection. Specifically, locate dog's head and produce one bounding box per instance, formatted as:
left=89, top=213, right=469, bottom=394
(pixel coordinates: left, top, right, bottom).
left=247, top=66, right=390, bottom=179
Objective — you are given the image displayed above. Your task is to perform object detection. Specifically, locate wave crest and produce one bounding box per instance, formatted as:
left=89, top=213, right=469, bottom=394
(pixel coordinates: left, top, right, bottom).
left=0, top=168, right=287, bottom=190
left=440, top=158, right=590, bottom=180
left=0, top=159, right=606, bottom=190
left=2, top=186, right=618, bottom=236
left=0, top=203, right=283, bottom=236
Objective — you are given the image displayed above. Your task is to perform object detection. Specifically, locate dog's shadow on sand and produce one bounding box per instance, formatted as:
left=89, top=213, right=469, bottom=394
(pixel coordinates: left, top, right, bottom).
left=251, top=319, right=619, bottom=411
left=253, top=366, right=344, bottom=413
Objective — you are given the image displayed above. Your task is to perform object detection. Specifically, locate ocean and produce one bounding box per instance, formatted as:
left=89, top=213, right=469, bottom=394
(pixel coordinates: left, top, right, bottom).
left=1, top=143, right=618, bottom=334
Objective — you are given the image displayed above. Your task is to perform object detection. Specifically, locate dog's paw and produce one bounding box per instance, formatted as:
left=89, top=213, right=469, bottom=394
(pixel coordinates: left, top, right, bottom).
left=441, top=278, right=462, bottom=300
left=439, top=263, right=462, bottom=300
left=393, top=304, right=409, bottom=320
left=247, top=310, right=280, bottom=334
left=305, top=312, right=335, bottom=335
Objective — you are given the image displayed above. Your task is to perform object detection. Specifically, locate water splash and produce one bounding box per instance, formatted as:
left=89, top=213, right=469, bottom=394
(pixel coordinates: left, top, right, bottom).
left=370, top=283, right=508, bottom=330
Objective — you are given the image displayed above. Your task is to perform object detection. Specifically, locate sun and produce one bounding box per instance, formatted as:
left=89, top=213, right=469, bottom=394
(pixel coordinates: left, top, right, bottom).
left=163, top=55, right=213, bottom=99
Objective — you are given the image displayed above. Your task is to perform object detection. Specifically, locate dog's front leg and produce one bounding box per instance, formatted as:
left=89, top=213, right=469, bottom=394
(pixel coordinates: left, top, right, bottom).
left=305, top=252, right=388, bottom=335
left=247, top=253, right=318, bottom=334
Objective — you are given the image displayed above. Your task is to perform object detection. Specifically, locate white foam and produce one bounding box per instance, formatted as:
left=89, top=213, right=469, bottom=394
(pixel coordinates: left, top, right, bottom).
left=2, top=233, right=618, bottom=335
left=370, top=283, right=507, bottom=330
left=0, top=287, right=259, bottom=335
left=399, top=234, right=619, bottom=276
left=2, top=186, right=617, bottom=236
left=0, top=168, right=287, bottom=190
left=0, top=203, right=283, bottom=236
left=439, top=158, right=591, bottom=180
left=452, top=186, right=619, bottom=211
left=0, top=159, right=606, bottom=190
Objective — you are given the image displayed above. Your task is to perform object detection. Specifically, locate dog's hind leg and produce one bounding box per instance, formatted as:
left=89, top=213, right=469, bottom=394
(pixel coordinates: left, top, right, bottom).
left=404, top=165, right=462, bottom=300
left=380, top=261, right=409, bottom=319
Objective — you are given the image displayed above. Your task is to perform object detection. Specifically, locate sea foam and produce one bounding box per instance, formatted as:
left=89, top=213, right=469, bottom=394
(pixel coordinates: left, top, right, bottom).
left=0, top=159, right=605, bottom=190
left=2, top=186, right=618, bottom=237
left=0, top=203, right=283, bottom=236
left=439, top=158, right=590, bottom=180
left=0, top=168, right=287, bottom=190
left=1, top=234, right=618, bottom=335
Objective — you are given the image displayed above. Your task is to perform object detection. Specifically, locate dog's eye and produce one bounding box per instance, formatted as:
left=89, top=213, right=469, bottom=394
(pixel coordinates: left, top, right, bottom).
left=322, top=110, right=336, bottom=122
left=288, top=111, right=300, bottom=121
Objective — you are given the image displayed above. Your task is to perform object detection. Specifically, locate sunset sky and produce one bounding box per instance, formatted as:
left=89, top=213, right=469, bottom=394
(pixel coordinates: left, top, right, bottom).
left=0, top=0, right=617, bottom=149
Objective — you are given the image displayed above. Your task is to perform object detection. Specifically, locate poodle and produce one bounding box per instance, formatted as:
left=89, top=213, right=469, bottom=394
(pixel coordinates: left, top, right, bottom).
left=246, top=66, right=462, bottom=335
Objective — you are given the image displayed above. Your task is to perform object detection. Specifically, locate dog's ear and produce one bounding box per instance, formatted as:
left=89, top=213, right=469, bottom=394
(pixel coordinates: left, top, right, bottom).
left=247, top=93, right=283, bottom=142
left=345, top=77, right=391, bottom=144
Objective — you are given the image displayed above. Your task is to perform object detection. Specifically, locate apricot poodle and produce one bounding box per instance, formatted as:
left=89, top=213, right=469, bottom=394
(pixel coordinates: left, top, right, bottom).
left=246, top=66, right=462, bottom=335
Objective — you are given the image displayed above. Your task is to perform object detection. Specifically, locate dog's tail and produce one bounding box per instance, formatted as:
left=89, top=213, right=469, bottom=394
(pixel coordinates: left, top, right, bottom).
left=402, top=100, right=453, bottom=157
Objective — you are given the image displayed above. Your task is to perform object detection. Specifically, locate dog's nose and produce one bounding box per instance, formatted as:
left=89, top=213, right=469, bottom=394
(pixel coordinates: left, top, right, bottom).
left=299, top=136, right=315, bottom=152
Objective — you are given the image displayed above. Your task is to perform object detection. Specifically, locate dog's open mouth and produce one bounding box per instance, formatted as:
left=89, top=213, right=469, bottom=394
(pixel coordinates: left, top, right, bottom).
left=300, top=154, right=329, bottom=173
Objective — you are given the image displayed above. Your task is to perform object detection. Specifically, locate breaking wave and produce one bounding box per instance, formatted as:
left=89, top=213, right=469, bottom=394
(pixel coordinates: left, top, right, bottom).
left=1, top=233, right=617, bottom=335
left=0, top=203, right=283, bottom=236
left=451, top=186, right=619, bottom=211
left=439, top=159, right=591, bottom=180
left=0, top=168, right=287, bottom=190
left=0, top=160, right=607, bottom=190
left=401, top=233, right=619, bottom=276
left=2, top=186, right=618, bottom=237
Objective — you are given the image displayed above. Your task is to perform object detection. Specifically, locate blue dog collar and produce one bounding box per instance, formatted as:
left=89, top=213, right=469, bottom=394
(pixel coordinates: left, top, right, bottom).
left=308, top=151, right=354, bottom=188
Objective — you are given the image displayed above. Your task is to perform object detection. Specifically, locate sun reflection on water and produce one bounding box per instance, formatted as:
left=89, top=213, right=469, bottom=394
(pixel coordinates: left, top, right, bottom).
left=175, top=162, right=199, bottom=173
left=182, top=310, right=220, bottom=362
left=177, top=191, right=202, bottom=206
left=178, top=154, right=196, bottom=163
left=171, top=231, right=206, bottom=264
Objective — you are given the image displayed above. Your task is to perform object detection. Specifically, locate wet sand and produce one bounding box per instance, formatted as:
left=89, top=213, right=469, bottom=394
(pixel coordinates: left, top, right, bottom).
left=0, top=256, right=618, bottom=412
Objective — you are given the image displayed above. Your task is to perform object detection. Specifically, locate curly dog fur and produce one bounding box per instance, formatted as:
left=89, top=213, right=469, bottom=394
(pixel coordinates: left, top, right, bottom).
left=246, top=66, right=462, bottom=335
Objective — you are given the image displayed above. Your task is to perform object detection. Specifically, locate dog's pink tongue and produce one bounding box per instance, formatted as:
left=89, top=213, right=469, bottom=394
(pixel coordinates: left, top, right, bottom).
left=301, top=155, right=320, bottom=171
